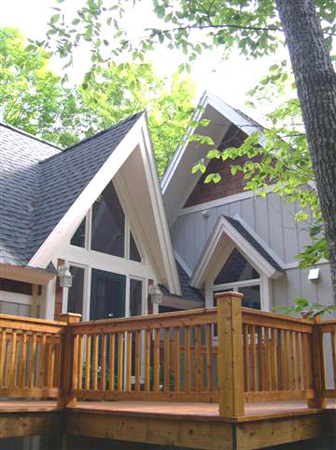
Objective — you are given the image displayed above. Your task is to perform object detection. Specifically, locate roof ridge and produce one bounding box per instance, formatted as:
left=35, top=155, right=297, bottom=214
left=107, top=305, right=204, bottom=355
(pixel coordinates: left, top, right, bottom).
left=39, top=112, right=144, bottom=165
left=0, top=122, right=62, bottom=150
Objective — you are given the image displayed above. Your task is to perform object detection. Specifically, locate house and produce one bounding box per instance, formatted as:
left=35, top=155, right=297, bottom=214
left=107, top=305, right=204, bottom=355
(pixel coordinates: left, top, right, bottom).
left=0, top=93, right=333, bottom=323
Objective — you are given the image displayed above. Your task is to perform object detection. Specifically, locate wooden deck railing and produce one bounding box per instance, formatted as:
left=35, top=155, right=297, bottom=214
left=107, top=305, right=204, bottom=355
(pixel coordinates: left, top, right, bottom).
left=0, top=315, right=67, bottom=399
left=1, top=292, right=336, bottom=418
left=242, top=308, right=315, bottom=403
left=68, top=307, right=219, bottom=403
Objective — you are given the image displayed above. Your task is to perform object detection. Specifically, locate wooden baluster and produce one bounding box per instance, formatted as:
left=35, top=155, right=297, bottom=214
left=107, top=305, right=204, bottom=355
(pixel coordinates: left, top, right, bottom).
left=270, top=328, right=278, bottom=391
left=243, top=325, right=250, bottom=391
left=206, top=324, right=213, bottom=392
left=296, top=332, right=302, bottom=391
left=101, top=333, right=107, bottom=391
left=154, top=329, right=160, bottom=392
left=37, top=333, right=46, bottom=388
left=38, top=333, right=46, bottom=388
left=117, top=332, right=124, bottom=391
left=164, top=328, right=170, bottom=392
left=135, top=331, right=141, bottom=391
left=126, top=331, right=132, bottom=391
left=55, top=336, right=61, bottom=388
left=301, top=332, right=307, bottom=390
left=185, top=326, right=191, bottom=392
left=9, top=330, right=18, bottom=388
left=195, top=325, right=202, bottom=392
left=92, top=334, right=99, bottom=390
left=331, top=332, right=336, bottom=388
left=258, top=327, right=266, bottom=392
left=47, top=336, right=54, bottom=389
left=0, top=329, right=6, bottom=388
left=85, top=335, right=91, bottom=391
left=175, top=327, right=180, bottom=392
left=290, top=331, right=296, bottom=390
left=29, top=332, right=37, bottom=388
left=250, top=325, right=257, bottom=391
left=109, top=333, right=115, bottom=391
left=263, top=327, right=270, bottom=391
left=284, top=330, right=290, bottom=391
left=78, top=335, right=83, bottom=390
left=276, top=330, right=283, bottom=391
left=19, top=331, right=27, bottom=388
left=72, top=333, right=79, bottom=390
left=216, top=292, right=244, bottom=417
left=144, top=330, right=151, bottom=392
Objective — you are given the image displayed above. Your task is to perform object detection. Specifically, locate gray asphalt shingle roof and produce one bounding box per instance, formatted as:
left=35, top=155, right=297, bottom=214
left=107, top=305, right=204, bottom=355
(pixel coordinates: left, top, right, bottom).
left=160, top=260, right=204, bottom=304
left=223, top=216, right=284, bottom=272
left=0, top=113, right=142, bottom=267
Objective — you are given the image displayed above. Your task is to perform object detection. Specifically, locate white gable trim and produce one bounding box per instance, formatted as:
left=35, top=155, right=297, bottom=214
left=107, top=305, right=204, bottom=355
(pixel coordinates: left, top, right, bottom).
left=190, top=216, right=283, bottom=289
left=174, top=251, right=192, bottom=278
left=161, top=91, right=208, bottom=194
left=28, top=114, right=181, bottom=295
left=140, top=122, right=181, bottom=295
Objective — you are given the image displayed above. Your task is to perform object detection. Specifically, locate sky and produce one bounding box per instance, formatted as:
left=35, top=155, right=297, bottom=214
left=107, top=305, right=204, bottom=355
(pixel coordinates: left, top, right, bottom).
left=1, top=0, right=289, bottom=123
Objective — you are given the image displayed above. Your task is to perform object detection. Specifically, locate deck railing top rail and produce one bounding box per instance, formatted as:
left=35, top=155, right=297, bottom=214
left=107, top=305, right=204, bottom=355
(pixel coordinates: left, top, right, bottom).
left=70, top=307, right=217, bottom=333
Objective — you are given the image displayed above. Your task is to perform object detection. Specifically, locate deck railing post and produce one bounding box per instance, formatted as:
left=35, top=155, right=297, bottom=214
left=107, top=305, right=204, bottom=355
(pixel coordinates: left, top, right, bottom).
left=307, top=315, right=327, bottom=409
left=57, top=313, right=82, bottom=408
left=216, top=291, right=245, bottom=417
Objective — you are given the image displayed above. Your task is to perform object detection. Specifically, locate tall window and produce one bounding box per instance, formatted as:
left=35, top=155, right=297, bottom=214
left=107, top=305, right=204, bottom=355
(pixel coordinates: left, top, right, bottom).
left=91, top=182, right=125, bottom=257
left=70, top=180, right=142, bottom=262
left=67, top=266, right=85, bottom=315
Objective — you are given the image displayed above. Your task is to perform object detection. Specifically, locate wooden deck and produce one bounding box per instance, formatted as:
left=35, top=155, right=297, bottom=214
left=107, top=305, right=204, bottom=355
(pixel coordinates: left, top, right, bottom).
left=2, top=296, right=336, bottom=449
left=1, top=399, right=336, bottom=449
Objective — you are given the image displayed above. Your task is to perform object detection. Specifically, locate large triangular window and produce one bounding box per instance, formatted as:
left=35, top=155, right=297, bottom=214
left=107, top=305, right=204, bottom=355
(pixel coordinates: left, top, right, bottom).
left=70, top=180, right=142, bottom=263
left=214, top=248, right=259, bottom=285
left=213, top=248, right=261, bottom=310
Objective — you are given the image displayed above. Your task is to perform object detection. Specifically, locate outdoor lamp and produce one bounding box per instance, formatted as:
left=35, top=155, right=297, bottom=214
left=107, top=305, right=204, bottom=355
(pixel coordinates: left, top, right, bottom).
left=58, top=263, right=73, bottom=288
left=149, top=284, right=162, bottom=304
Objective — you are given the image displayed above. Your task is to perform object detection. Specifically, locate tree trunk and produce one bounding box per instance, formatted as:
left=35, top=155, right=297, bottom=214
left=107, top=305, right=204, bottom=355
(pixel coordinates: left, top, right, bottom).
left=275, top=0, right=336, bottom=302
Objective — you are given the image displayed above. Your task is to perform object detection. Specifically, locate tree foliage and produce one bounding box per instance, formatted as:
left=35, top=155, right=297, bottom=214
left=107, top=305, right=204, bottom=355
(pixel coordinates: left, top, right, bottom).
left=0, top=26, right=195, bottom=176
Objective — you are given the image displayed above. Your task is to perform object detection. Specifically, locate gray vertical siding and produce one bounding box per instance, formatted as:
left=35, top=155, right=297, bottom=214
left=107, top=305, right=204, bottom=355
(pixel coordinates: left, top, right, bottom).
left=172, top=192, right=333, bottom=307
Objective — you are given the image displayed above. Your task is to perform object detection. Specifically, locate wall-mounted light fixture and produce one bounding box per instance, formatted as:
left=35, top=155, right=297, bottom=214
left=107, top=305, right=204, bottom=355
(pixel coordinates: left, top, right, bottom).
left=58, top=263, right=73, bottom=288
left=308, top=268, right=320, bottom=282
left=149, top=284, right=163, bottom=304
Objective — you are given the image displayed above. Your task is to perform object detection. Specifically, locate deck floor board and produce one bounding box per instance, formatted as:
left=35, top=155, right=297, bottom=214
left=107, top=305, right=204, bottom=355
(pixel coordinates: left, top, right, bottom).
left=1, top=399, right=336, bottom=421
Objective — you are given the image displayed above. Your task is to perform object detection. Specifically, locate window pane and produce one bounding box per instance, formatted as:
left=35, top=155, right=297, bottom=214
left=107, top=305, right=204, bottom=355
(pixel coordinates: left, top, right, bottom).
left=91, top=181, right=125, bottom=257
left=71, top=218, right=86, bottom=248
left=214, top=248, right=259, bottom=284
left=239, top=285, right=261, bottom=309
left=130, top=231, right=141, bottom=262
left=130, top=279, right=142, bottom=316
left=67, top=266, right=85, bottom=315
left=90, top=269, right=126, bottom=320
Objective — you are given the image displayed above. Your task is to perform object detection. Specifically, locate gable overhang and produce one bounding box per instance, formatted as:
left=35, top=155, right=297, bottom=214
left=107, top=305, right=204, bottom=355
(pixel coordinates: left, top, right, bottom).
left=190, top=216, right=283, bottom=289
left=161, top=91, right=265, bottom=227
left=28, top=114, right=181, bottom=296
left=0, top=263, right=56, bottom=285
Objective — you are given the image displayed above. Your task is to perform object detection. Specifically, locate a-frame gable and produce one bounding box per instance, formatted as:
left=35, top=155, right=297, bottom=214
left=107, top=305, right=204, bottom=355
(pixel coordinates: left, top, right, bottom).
left=190, top=215, right=284, bottom=289
left=29, top=114, right=181, bottom=296
left=161, top=92, right=264, bottom=226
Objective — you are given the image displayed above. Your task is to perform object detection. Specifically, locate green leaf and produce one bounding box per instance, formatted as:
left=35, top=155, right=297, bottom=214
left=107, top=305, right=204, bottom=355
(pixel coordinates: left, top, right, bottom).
left=51, top=14, right=60, bottom=24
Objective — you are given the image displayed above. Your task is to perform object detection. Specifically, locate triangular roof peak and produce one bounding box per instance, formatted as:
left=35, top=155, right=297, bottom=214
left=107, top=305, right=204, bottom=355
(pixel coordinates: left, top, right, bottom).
left=161, top=91, right=265, bottom=226
left=190, top=215, right=283, bottom=289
